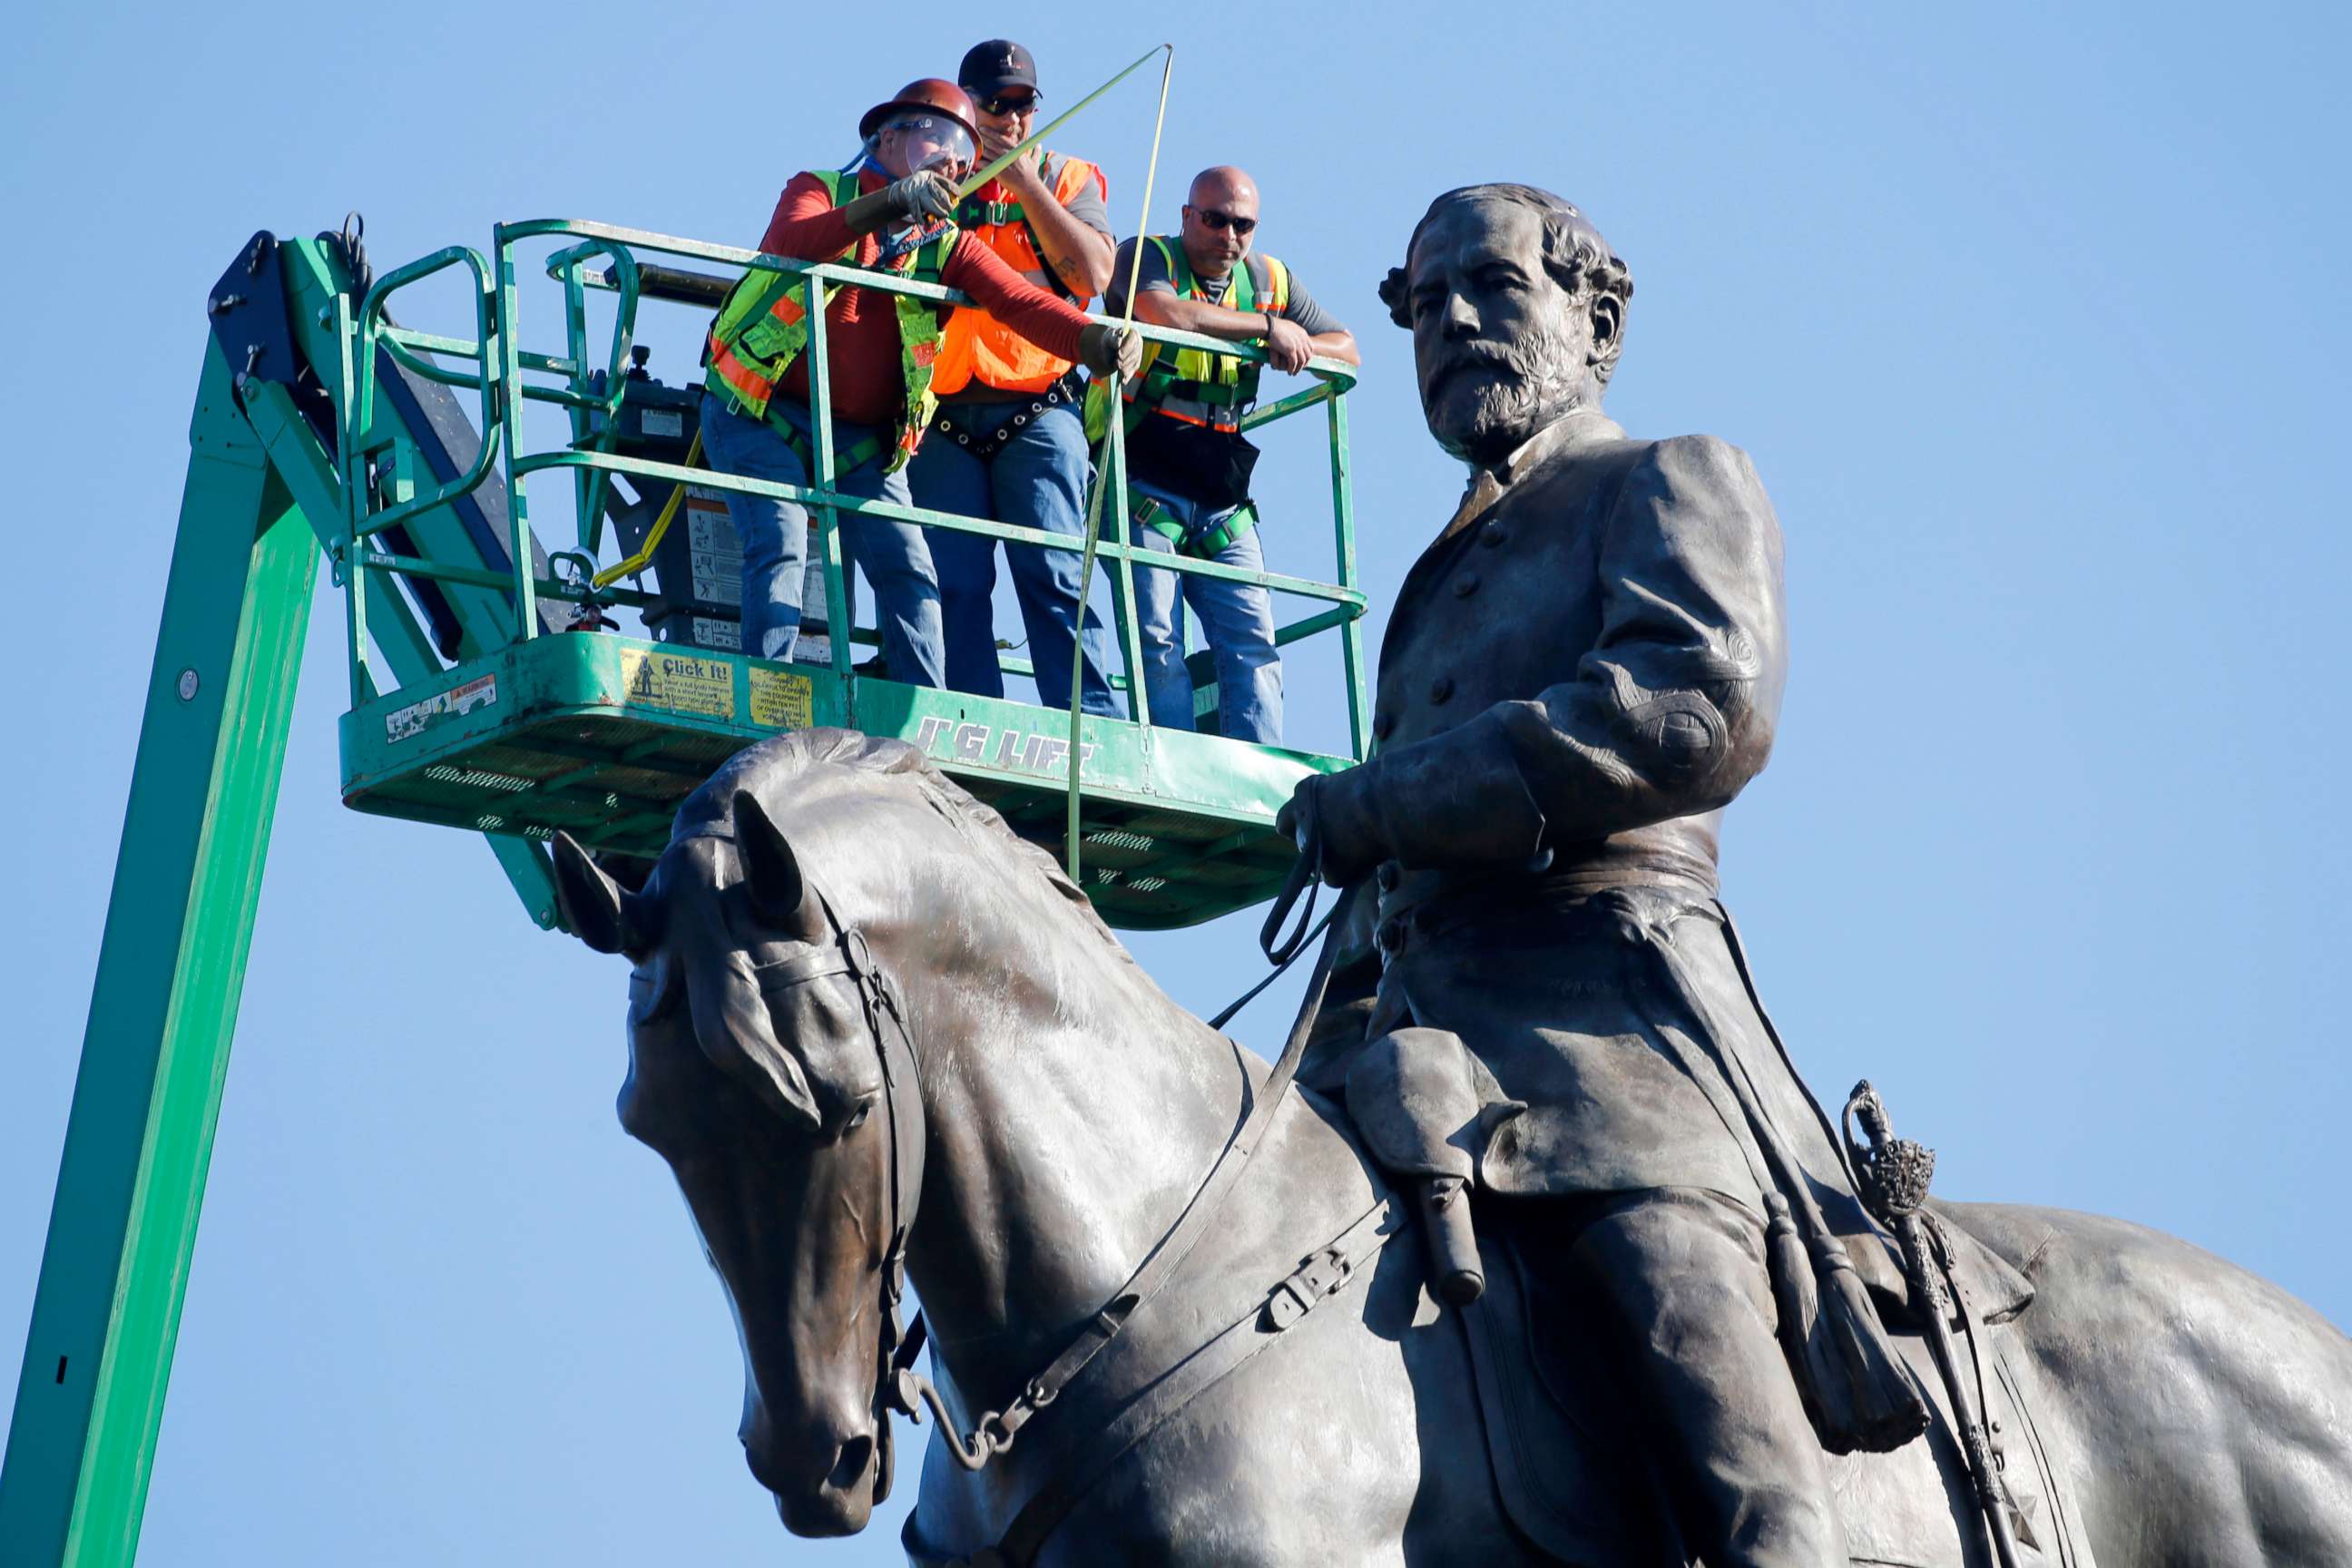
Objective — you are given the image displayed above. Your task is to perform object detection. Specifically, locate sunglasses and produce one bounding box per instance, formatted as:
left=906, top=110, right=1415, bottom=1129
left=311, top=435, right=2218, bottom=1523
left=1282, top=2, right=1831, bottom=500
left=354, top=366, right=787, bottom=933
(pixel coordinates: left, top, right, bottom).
left=975, top=93, right=1040, bottom=117
left=1191, top=207, right=1258, bottom=236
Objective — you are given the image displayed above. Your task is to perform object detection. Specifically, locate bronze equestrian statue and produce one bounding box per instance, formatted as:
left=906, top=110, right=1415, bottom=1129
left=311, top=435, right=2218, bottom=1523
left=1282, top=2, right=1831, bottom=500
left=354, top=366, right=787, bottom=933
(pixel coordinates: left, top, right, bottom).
left=546, top=187, right=2352, bottom=1565
left=1279, top=181, right=1936, bottom=1563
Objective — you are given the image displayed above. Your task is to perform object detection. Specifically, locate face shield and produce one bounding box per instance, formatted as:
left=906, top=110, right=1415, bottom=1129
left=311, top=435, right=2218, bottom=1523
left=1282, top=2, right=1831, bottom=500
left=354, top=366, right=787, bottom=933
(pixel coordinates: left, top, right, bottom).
left=887, top=114, right=975, bottom=180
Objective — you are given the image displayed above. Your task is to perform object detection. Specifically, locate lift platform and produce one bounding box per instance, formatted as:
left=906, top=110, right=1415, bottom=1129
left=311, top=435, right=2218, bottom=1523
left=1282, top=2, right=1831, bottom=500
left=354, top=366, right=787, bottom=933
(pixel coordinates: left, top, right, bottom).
left=0, top=213, right=1369, bottom=1564
left=332, top=218, right=1367, bottom=927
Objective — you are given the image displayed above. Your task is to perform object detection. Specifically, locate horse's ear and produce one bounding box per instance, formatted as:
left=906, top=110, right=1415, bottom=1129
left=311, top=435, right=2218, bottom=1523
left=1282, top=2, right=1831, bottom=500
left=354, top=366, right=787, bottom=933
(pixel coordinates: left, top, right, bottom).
left=551, top=831, right=643, bottom=955
left=733, top=791, right=824, bottom=942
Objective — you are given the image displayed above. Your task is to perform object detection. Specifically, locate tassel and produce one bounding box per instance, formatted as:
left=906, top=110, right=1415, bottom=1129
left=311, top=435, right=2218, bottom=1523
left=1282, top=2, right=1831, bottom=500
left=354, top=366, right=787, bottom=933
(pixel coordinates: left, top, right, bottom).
left=1765, top=1195, right=1929, bottom=1454
left=1811, top=1232, right=1929, bottom=1452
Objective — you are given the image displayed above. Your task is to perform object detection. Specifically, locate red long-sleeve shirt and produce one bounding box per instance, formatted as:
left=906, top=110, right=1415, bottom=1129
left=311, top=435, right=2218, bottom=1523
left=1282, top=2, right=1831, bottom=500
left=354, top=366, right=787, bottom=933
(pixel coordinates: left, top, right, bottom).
left=756, top=169, right=1091, bottom=426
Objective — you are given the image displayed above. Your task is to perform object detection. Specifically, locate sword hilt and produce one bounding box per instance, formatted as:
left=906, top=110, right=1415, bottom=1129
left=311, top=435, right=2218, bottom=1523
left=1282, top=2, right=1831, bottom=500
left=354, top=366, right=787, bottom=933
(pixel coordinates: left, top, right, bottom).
left=1844, top=1080, right=1936, bottom=1225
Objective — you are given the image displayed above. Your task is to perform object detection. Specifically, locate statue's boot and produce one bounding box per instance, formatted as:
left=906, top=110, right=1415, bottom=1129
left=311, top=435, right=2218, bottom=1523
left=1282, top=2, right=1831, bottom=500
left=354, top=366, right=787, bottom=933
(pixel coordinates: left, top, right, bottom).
left=1556, top=1187, right=1841, bottom=1568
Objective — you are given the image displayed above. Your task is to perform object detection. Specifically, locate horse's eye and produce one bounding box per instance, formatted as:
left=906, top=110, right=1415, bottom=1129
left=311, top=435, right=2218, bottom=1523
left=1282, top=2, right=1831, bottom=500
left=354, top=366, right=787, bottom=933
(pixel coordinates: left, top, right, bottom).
left=846, top=1101, right=873, bottom=1132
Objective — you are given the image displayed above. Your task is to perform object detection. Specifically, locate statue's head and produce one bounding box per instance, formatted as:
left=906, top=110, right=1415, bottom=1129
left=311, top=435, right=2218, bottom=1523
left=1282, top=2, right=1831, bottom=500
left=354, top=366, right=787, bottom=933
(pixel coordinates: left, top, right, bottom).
left=1379, top=185, right=1633, bottom=466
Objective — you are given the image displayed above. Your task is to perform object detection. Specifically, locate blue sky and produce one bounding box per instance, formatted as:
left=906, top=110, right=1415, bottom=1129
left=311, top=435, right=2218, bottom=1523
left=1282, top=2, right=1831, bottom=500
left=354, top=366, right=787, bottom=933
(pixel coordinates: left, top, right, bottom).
left=4, top=1, right=2347, bottom=1562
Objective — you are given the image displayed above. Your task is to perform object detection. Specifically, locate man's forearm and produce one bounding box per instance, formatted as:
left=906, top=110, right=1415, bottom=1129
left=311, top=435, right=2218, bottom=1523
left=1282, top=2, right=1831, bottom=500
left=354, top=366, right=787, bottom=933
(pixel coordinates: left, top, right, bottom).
left=1132, top=292, right=1269, bottom=342
left=1308, top=328, right=1361, bottom=367
left=1018, top=187, right=1113, bottom=298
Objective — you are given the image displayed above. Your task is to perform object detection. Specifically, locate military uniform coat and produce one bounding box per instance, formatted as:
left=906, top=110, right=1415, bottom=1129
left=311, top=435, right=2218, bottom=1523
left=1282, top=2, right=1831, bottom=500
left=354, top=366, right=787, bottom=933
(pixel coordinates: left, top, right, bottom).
left=1302, top=407, right=1895, bottom=1279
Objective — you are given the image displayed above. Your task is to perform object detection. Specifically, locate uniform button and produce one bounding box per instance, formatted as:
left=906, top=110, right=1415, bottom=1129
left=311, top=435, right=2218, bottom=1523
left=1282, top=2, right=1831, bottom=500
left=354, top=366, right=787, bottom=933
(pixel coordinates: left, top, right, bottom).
left=1377, top=916, right=1406, bottom=955
left=1479, top=521, right=1508, bottom=549
left=1376, top=861, right=1400, bottom=893
left=1373, top=710, right=1396, bottom=740
left=1429, top=675, right=1454, bottom=703
left=1453, top=572, right=1480, bottom=598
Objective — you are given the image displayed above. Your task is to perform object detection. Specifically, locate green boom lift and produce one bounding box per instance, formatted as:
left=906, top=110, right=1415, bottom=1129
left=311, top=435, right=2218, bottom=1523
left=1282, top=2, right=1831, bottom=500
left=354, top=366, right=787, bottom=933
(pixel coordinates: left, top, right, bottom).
left=0, top=218, right=1367, bottom=1563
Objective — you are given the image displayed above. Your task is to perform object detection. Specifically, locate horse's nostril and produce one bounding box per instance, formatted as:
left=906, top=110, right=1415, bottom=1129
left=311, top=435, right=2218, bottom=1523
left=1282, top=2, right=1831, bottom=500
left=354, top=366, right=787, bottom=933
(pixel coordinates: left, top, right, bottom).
left=828, top=1433, right=874, bottom=1490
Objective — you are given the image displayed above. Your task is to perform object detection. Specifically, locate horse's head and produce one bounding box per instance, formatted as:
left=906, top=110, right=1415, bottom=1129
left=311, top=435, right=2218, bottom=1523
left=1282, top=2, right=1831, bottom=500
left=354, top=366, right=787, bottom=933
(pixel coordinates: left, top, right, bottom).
left=551, top=789, right=920, bottom=1537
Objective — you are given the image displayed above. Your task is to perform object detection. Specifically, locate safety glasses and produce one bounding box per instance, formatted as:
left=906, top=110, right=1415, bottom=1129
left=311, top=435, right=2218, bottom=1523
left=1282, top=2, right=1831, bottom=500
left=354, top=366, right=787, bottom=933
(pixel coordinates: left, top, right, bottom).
left=887, top=115, right=976, bottom=171
left=1190, top=207, right=1258, bottom=237
left=975, top=93, right=1041, bottom=118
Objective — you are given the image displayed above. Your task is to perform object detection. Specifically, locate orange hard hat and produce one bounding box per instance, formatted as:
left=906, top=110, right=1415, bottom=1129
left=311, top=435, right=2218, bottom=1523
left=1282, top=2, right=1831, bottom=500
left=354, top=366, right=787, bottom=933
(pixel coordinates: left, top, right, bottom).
left=859, top=79, right=981, bottom=147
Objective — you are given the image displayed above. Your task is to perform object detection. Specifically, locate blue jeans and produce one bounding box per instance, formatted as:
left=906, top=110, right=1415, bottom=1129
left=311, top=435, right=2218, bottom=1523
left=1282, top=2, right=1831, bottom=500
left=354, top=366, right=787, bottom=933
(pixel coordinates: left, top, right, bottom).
left=698, top=393, right=943, bottom=686
left=1115, top=480, right=1283, bottom=743
left=908, top=397, right=1119, bottom=715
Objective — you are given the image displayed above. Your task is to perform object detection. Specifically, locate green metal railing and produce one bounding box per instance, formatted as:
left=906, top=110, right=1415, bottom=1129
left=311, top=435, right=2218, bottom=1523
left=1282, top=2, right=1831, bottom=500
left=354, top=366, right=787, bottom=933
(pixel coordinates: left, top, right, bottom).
left=340, top=217, right=1371, bottom=759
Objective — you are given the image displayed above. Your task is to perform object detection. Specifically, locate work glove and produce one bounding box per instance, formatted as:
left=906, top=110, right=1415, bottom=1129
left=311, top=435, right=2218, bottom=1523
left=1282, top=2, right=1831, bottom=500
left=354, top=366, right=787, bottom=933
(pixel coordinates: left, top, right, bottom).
left=839, top=169, right=960, bottom=235
left=1078, top=322, right=1144, bottom=380
left=891, top=168, right=960, bottom=222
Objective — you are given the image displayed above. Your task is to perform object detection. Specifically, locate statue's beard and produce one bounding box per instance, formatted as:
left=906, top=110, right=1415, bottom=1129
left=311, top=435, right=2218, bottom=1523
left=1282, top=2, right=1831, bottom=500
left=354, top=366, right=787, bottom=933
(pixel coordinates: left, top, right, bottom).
left=1422, top=332, right=1585, bottom=466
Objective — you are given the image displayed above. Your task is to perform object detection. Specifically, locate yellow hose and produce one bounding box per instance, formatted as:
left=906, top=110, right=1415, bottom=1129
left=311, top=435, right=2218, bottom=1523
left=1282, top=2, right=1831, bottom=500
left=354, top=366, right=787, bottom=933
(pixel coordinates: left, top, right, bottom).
left=592, top=429, right=703, bottom=590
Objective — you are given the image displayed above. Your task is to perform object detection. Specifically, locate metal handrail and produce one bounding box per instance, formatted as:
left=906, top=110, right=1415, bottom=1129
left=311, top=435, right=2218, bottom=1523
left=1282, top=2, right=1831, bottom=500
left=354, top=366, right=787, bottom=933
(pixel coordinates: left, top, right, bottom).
left=349, top=246, right=502, bottom=543
left=349, top=216, right=1370, bottom=759
left=543, top=238, right=644, bottom=556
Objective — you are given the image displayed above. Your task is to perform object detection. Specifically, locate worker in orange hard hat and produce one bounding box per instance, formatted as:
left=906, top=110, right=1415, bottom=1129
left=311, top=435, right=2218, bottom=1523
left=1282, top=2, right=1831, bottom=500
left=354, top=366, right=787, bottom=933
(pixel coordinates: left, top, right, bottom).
left=699, top=77, right=1142, bottom=681
left=910, top=40, right=1122, bottom=716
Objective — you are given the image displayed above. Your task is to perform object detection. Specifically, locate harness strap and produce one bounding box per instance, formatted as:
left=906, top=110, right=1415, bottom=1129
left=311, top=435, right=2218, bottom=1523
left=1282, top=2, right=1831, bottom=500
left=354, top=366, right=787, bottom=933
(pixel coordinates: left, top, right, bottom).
left=981, top=1187, right=1409, bottom=1567
left=1132, top=493, right=1259, bottom=560
left=769, top=416, right=889, bottom=483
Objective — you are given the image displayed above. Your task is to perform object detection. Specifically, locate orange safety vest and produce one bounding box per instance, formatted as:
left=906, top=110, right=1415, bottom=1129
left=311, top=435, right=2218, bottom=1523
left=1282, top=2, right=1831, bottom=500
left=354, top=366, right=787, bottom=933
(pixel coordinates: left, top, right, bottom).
left=930, top=153, right=1105, bottom=397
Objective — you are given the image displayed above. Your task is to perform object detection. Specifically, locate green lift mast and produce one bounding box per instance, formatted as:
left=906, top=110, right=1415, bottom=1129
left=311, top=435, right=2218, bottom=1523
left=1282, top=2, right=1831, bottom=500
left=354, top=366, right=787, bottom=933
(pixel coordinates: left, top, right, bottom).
left=0, top=218, right=1367, bottom=1564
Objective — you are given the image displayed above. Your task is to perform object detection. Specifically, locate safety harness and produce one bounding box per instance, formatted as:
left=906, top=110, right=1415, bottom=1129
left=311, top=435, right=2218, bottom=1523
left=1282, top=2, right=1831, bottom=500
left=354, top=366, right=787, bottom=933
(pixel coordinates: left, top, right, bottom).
left=952, top=165, right=1083, bottom=305
left=702, top=168, right=958, bottom=476
left=1082, top=238, right=1291, bottom=554
left=1084, top=237, right=1289, bottom=435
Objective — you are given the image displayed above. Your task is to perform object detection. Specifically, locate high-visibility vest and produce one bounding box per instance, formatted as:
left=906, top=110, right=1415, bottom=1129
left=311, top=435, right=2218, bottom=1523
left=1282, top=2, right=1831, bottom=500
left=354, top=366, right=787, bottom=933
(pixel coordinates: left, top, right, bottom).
left=1085, top=238, right=1292, bottom=440
left=931, top=153, right=1104, bottom=397
left=702, top=168, right=958, bottom=474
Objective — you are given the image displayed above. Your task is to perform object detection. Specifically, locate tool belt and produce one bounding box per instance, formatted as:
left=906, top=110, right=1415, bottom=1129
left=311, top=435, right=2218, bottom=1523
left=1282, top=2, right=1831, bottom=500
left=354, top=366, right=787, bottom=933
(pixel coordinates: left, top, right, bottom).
left=930, top=372, right=1083, bottom=466
left=1133, top=492, right=1259, bottom=560
left=1124, top=407, right=1259, bottom=512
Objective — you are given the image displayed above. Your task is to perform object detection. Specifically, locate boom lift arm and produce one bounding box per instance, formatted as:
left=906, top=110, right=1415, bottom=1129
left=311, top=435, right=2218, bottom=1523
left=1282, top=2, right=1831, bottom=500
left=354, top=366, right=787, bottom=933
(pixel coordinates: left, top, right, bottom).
left=0, top=228, right=565, bottom=1568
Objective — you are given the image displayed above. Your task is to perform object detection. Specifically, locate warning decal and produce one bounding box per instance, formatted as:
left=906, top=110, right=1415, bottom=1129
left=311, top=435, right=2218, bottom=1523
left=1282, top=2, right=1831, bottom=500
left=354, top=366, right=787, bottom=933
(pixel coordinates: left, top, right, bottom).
left=619, top=649, right=736, bottom=720
left=386, top=674, right=498, bottom=743
left=749, top=666, right=814, bottom=730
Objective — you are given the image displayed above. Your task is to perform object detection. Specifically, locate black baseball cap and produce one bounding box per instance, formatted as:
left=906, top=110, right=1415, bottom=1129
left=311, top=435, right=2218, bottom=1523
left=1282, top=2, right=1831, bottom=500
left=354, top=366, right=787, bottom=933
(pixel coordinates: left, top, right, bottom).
left=958, top=40, right=1038, bottom=99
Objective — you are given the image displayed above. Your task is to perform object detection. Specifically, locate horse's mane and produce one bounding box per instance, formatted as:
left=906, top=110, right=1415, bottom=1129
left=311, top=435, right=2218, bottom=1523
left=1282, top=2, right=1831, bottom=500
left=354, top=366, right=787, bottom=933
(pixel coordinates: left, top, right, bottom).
left=673, top=728, right=1127, bottom=956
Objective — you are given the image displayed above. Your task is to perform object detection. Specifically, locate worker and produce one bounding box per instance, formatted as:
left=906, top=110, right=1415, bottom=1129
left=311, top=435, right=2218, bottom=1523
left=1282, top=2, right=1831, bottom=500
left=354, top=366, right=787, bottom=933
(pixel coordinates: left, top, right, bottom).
left=910, top=41, right=1122, bottom=715
left=701, top=79, right=1141, bottom=677
left=1100, top=166, right=1359, bottom=744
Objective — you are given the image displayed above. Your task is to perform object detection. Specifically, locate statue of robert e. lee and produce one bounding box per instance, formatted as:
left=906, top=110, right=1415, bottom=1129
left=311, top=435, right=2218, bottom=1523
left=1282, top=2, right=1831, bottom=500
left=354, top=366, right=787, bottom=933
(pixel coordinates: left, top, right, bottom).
left=1279, top=184, right=1982, bottom=1567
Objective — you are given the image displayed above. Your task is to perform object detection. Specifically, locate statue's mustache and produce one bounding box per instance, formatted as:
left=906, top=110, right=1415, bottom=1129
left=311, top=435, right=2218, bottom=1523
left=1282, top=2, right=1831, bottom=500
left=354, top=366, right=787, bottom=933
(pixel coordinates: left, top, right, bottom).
left=1424, top=343, right=1519, bottom=396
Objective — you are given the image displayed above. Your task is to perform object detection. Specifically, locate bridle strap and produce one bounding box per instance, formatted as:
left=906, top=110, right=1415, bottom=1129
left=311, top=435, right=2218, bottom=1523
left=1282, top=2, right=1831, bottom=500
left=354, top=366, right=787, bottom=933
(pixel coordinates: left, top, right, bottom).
left=749, top=869, right=929, bottom=1476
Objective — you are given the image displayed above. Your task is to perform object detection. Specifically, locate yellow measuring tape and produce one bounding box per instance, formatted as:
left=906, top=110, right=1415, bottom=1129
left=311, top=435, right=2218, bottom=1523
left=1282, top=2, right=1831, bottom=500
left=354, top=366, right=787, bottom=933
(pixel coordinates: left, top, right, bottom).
left=592, top=429, right=704, bottom=590
left=1066, top=44, right=1176, bottom=880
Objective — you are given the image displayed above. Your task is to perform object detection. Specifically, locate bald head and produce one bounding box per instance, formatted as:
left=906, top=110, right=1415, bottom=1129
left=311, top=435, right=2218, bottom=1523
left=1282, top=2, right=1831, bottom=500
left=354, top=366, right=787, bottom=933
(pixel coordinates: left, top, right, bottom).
left=1179, top=165, right=1260, bottom=279
left=1189, top=166, right=1256, bottom=207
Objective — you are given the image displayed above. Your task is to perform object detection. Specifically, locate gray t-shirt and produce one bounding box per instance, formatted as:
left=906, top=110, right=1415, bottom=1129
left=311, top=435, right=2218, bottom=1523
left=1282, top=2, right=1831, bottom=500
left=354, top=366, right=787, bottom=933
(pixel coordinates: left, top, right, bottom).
left=1039, top=154, right=1112, bottom=240
left=1105, top=238, right=1344, bottom=338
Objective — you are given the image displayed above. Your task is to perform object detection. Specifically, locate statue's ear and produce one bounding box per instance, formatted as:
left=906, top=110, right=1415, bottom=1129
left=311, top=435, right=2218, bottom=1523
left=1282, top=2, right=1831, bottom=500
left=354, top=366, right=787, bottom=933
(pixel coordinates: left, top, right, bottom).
left=1379, top=265, right=1413, bottom=329
left=1588, top=290, right=1622, bottom=355
left=551, top=831, right=647, bottom=956
left=733, top=791, right=826, bottom=943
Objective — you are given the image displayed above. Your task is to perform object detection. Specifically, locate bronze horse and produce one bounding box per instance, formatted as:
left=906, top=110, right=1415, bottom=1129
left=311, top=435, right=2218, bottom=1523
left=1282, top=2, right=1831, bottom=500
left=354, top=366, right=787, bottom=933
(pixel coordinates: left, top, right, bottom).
left=551, top=730, right=2352, bottom=1565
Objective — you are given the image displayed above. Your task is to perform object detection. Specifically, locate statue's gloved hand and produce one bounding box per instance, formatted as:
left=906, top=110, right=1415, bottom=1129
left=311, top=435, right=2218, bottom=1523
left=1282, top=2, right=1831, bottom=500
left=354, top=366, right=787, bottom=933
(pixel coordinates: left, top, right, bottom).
left=1279, top=769, right=1386, bottom=888
left=1078, top=321, right=1143, bottom=379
